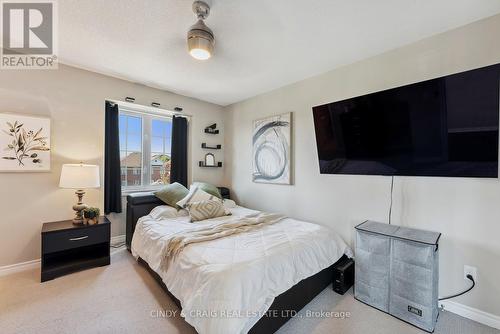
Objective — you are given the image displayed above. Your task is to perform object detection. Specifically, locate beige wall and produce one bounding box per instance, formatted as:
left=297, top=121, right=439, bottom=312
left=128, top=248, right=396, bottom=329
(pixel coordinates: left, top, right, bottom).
left=0, top=64, right=226, bottom=267
left=225, top=15, right=500, bottom=316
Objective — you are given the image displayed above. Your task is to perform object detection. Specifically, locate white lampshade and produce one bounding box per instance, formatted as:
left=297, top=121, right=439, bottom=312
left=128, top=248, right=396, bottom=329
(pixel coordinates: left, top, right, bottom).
left=59, top=164, right=100, bottom=189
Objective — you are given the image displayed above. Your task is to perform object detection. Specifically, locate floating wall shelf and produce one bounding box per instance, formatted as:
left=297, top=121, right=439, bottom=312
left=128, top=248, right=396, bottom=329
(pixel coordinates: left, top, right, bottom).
left=202, top=143, right=221, bottom=149
left=199, top=161, right=222, bottom=168
left=201, top=124, right=222, bottom=167
left=204, top=128, right=219, bottom=134
left=204, top=123, right=219, bottom=134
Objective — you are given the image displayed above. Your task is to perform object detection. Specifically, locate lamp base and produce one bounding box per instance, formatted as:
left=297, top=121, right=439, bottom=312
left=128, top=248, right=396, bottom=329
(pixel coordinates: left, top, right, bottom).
left=72, top=218, right=85, bottom=225
left=72, top=189, right=88, bottom=225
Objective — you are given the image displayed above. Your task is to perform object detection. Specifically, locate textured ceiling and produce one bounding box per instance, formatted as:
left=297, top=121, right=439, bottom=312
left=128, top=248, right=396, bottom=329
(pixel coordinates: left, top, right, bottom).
left=58, top=0, right=500, bottom=106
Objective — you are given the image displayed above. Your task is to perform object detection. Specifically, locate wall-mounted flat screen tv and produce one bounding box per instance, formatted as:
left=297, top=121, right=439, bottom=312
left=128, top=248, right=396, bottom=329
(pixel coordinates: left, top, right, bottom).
left=312, top=64, right=499, bottom=178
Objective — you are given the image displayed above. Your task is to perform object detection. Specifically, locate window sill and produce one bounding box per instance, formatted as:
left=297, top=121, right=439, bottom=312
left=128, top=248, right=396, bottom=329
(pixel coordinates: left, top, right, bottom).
left=121, top=186, right=163, bottom=196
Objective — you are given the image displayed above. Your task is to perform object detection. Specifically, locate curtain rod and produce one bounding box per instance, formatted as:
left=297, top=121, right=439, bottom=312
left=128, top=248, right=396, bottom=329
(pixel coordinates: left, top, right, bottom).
left=106, top=99, right=192, bottom=119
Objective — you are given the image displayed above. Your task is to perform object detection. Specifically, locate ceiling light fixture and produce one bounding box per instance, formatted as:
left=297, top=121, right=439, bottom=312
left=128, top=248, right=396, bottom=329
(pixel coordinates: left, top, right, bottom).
left=187, top=1, right=214, bottom=60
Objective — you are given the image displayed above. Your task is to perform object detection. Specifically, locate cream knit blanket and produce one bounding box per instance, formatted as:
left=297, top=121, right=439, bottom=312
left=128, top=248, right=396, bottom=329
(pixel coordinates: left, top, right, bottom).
left=162, top=213, right=286, bottom=265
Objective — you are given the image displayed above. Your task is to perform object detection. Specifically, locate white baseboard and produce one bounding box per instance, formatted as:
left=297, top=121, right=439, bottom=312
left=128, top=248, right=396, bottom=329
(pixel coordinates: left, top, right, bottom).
left=0, top=259, right=40, bottom=277
left=440, top=300, right=500, bottom=330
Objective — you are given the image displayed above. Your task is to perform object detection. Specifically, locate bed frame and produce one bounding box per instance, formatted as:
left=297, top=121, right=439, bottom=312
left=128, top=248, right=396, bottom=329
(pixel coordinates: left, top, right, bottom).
left=125, top=188, right=345, bottom=334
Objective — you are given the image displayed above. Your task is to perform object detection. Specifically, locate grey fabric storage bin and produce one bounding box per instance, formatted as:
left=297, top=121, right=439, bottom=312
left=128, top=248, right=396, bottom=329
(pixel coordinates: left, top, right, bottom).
left=354, top=221, right=440, bottom=333
left=355, top=229, right=393, bottom=312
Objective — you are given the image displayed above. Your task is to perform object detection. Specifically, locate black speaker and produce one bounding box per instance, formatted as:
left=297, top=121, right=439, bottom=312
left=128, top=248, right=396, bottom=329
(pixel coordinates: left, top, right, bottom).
left=332, top=257, right=354, bottom=295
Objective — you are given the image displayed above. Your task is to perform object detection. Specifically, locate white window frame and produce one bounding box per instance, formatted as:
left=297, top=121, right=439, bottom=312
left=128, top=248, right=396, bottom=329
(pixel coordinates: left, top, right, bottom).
left=119, top=107, right=173, bottom=194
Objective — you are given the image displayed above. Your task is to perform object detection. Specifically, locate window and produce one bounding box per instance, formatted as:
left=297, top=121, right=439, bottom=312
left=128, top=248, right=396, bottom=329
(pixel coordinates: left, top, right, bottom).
left=119, top=109, right=172, bottom=190
left=151, top=118, right=172, bottom=185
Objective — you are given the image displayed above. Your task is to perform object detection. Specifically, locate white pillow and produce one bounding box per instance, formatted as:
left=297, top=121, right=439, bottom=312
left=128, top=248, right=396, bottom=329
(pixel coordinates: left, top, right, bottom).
left=223, top=199, right=237, bottom=209
left=176, top=186, right=222, bottom=208
left=149, top=205, right=188, bottom=220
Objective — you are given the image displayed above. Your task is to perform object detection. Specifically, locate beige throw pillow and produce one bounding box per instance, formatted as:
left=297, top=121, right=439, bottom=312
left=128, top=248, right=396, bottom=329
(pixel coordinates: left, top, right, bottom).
left=186, top=199, right=230, bottom=222
left=176, top=186, right=221, bottom=208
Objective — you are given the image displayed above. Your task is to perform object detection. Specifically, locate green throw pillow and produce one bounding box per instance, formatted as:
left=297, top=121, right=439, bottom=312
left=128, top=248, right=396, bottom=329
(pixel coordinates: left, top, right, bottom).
left=192, top=182, right=221, bottom=199
left=154, top=182, right=189, bottom=208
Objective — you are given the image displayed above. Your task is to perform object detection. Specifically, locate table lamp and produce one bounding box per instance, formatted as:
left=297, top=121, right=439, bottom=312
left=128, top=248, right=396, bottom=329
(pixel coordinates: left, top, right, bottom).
left=59, top=164, right=100, bottom=225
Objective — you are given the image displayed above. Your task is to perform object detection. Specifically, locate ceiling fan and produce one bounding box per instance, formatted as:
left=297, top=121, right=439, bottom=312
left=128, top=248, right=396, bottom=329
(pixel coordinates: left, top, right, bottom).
left=187, top=1, right=215, bottom=60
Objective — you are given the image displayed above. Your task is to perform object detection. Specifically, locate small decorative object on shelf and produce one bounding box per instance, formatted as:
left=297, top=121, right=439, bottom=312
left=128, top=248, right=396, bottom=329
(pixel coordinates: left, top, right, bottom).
left=204, top=153, right=215, bottom=166
left=199, top=161, right=222, bottom=167
left=204, top=123, right=219, bottom=134
left=201, top=143, right=221, bottom=149
left=83, top=207, right=100, bottom=225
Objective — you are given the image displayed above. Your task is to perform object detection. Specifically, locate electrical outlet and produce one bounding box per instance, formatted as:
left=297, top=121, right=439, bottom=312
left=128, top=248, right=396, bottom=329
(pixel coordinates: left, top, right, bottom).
left=464, top=265, right=478, bottom=282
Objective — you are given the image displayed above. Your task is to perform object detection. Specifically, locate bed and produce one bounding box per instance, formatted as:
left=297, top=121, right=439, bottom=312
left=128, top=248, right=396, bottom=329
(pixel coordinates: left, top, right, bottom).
left=126, top=187, right=351, bottom=334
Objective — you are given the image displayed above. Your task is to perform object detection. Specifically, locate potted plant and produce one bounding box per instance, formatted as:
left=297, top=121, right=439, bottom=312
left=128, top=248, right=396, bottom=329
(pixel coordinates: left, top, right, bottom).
left=83, top=207, right=100, bottom=225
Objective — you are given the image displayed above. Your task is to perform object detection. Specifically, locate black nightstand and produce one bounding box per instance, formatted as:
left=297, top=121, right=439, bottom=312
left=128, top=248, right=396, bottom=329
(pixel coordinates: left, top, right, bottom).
left=41, top=216, right=110, bottom=282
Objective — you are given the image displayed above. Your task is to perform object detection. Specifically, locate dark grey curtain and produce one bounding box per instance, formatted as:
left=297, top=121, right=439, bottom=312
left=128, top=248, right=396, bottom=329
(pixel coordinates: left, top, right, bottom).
left=104, top=101, right=122, bottom=214
left=170, top=116, right=188, bottom=187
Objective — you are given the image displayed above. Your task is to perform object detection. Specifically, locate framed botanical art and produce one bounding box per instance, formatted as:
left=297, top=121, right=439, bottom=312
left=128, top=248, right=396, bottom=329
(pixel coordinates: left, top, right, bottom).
left=252, top=112, right=292, bottom=184
left=0, top=113, right=51, bottom=172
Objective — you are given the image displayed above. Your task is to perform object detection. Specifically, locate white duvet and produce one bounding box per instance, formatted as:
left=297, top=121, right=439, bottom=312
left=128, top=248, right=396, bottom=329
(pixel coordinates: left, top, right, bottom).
left=131, top=205, right=351, bottom=334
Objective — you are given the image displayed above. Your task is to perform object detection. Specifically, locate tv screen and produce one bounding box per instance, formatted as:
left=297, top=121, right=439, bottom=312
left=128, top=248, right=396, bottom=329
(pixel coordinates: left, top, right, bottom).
left=312, top=64, right=499, bottom=178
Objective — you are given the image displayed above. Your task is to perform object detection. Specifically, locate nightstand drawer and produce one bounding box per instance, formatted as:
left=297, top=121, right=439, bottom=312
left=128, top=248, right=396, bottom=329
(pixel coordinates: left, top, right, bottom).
left=42, top=224, right=110, bottom=254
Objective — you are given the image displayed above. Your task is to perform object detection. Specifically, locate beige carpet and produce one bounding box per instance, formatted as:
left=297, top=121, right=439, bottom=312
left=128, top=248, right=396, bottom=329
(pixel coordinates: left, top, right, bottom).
left=0, top=248, right=497, bottom=334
